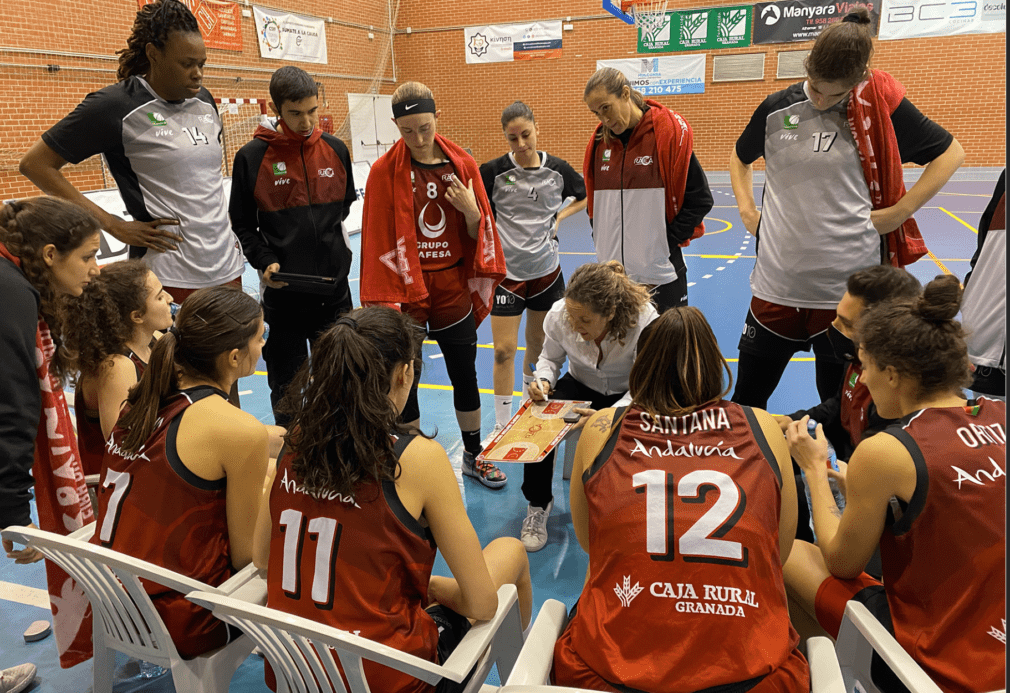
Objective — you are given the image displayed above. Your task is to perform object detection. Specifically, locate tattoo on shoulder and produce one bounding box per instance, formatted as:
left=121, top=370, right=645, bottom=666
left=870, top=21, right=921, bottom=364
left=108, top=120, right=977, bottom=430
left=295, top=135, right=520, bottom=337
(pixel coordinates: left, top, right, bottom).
left=591, top=416, right=612, bottom=434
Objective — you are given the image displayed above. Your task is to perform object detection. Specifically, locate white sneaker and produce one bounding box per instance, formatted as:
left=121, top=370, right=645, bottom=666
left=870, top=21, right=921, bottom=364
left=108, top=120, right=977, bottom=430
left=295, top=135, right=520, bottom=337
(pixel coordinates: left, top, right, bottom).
left=481, top=424, right=504, bottom=448
left=520, top=500, right=553, bottom=552
left=0, top=663, right=36, bottom=693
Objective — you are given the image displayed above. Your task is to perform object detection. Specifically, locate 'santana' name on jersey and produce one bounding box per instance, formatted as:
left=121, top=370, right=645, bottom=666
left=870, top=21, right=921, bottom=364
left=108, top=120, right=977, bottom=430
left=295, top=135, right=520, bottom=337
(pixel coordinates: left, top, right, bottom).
left=279, top=467, right=361, bottom=507
left=639, top=408, right=732, bottom=436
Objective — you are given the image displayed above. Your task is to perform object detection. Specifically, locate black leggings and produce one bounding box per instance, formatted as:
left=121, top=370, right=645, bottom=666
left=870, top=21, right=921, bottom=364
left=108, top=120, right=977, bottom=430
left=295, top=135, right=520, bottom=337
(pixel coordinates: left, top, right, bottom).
left=401, top=319, right=480, bottom=423
left=522, top=374, right=624, bottom=508
left=732, top=351, right=846, bottom=410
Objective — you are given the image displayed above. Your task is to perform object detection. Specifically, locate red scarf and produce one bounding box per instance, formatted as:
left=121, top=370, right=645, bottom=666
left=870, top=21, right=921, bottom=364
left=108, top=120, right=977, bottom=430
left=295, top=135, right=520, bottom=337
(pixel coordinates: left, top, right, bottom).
left=0, top=242, right=94, bottom=668
left=360, top=134, right=506, bottom=327
left=847, top=69, right=928, bottom=267
left=583, top=101, right=705, bottom=247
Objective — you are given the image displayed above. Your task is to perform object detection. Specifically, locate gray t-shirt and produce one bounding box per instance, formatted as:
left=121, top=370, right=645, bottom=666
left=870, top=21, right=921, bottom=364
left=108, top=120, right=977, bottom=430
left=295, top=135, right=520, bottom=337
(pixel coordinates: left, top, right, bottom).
left=480, top=152, right=586, bottom=281
left=44, top=76, right=244, bottom=289
left=735, top=81, right=953, bottom=309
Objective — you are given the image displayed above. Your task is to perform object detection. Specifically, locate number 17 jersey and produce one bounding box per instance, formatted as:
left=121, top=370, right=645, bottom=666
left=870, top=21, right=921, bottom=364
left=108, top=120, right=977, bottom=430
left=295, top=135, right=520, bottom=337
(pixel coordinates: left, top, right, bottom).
left=553, top=402, right=806, bottom=692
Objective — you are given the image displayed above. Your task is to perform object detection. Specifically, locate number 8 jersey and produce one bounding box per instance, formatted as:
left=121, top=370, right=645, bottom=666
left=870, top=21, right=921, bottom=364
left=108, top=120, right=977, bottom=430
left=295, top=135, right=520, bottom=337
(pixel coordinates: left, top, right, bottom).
left=553, top=402, right=808, bottom=693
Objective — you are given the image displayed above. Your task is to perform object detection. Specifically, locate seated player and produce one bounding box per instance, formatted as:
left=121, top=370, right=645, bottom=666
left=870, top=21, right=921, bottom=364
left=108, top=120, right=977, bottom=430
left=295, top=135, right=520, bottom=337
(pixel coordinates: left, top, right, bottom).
left=524, top=261, right=658, bottom=552
left=784, top=275, right=1005, bottom=693
left=359, top=81, right=508, bottom=489
left=92, top=286, right=268, bottom=658
left=64, top=259, right=174, bottom=476
left=553, top=307, right=809, bottom=692
left=252, top=306, right=532, bottom=693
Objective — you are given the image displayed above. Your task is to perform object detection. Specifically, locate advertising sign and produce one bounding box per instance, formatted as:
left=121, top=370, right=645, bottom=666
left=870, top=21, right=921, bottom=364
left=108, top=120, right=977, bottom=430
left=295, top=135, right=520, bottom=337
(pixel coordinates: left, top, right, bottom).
left=753, top=0, right=880, bottom=44
left=597, top=55, right=706, bottom=95
left=253, top=6, right=328, bottom=64
left=639, top=6, right=752, bottom=52
left=138, top=0, right=242, bottom=51
left=878, top=0, right=1005, bottom=39
left=464, top=21, right=563, bottom=63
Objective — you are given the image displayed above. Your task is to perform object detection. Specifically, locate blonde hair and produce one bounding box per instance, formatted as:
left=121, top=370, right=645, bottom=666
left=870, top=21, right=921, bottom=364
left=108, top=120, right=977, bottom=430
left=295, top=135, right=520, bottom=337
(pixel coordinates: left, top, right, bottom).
left=392, top=81, right=433, bottom=105
left=565, top=261, right=652, bottom=343
left=584, top=67, right=647, bottom=144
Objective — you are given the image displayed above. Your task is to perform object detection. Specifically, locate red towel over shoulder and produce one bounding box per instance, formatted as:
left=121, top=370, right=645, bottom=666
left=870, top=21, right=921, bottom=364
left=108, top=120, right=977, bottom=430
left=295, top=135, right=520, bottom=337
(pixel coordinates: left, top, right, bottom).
left=847, top=69, right=928, bottom=267
left=583, top=100, right=704, bottom=247
left=360, top=134, right=505, bottom=327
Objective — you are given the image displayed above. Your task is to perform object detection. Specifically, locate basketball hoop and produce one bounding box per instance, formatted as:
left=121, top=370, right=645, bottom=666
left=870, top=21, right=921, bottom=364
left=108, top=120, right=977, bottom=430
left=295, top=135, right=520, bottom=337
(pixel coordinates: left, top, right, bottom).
left=620, top=0, right=670, bottom=40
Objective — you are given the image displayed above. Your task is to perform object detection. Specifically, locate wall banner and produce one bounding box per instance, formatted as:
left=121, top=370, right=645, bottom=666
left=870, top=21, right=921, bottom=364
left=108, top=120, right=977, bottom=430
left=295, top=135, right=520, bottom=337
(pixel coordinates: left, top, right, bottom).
left=597, top=55, right=706, bottom=95
left=253, top=6, right=328, bottom=64
left=138, top=0, right=243, bottom=51
left=878, top=0, right=1005, bottom=39
left=464, top=21, right=563, bottom=64
left=639, top=6, right=753, bottom=53
left=752, top=0, right=881, bottom=44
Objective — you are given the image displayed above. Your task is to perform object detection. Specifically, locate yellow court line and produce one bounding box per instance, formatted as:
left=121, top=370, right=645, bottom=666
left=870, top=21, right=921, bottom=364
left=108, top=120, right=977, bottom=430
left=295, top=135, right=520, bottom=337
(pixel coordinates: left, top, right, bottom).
left=926, top=250, right=954, bottom=276
left=938, top=207, right=978, bottom=234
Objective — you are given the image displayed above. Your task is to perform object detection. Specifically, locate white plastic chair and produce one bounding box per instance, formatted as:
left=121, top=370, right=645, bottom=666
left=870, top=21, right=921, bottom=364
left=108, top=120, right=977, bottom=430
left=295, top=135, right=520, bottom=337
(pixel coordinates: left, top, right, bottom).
left=806, top=636, right=845, bottom=692
left=835, top=601, right=943, bottom=693
left=561, top=429, right=581, bottom=481
left=1, top=523, right=259, bottom=693
left=186, top=583, right=524, bottom=693
left=504, top=598, right=568, bottom=687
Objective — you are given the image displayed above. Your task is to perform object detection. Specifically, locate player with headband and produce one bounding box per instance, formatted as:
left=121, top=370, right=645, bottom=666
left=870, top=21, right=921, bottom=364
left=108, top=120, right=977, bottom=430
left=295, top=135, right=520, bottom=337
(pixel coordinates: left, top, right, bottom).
left=359, top=82, right=508, bottom=488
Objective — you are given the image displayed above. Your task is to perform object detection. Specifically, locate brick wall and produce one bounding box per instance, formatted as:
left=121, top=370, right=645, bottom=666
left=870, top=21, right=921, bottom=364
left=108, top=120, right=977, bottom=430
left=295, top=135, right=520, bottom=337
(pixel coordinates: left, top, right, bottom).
left=393, top=0, right=1005, bottom=172
left=0, top=0, right=394, bottom=199
left=0, top=0, right=1003, bottom=200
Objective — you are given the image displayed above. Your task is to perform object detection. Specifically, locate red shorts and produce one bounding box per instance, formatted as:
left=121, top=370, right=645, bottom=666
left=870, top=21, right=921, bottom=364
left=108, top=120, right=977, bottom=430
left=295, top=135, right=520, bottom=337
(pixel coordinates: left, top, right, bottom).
left=552, top=622, right=810, bottom=692
left=739, top=297, right=838, bottom=359
left=492, top=266, right=564, bottom=317
left=402, top=264, right=473, bottom=333
left=161, top=276, right=242, bottom=305
left=814, top=572, right=883, bottom=639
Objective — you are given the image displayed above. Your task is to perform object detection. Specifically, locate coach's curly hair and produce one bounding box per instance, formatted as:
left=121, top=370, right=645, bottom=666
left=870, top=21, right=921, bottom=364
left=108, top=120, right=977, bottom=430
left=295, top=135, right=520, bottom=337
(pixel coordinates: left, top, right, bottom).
left=856, top=274, right=973, bottom=398
left=0, top=198, right=100, bottom=385
left=564, top=261, right=652, bottom=344
left=117, top=0, right=200, bottom=82
left=278, top=307, right=425, bottom=499
left=117, top=286, right=261, bottom=453
left=63, top=260, right=150, bottom=382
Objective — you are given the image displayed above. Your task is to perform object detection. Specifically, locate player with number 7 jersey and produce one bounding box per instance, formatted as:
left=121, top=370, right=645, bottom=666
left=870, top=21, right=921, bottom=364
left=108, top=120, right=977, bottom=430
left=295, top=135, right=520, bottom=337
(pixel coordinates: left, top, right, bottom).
left=553, top=307, right=809, bottom=692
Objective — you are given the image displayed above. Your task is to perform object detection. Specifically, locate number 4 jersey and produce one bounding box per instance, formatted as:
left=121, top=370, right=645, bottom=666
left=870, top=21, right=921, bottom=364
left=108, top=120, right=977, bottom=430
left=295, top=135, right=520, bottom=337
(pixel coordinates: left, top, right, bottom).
left=265, top=434, right=439, bottom=693
left=553, top=402, right=808, bottom=693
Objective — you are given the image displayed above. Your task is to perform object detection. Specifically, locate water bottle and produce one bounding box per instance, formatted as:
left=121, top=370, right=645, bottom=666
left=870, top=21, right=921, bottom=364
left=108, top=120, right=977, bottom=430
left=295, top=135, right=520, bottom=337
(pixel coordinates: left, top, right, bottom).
left=801, top=420, right=846, bottom=541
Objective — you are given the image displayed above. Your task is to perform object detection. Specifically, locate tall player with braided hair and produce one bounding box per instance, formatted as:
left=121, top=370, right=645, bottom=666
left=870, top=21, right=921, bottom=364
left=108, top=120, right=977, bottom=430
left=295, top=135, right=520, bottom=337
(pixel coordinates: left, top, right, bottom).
left=784, top=275, right=1005, bottom=693
left=20, top=0, right=244, bottom=305
left=63, top=260, right=174, bottom=476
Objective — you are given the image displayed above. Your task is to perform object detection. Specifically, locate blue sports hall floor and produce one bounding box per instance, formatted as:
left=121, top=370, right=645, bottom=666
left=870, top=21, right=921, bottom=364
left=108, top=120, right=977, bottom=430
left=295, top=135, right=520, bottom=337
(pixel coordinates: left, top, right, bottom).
left=0, top=168, right=1001, bottom=691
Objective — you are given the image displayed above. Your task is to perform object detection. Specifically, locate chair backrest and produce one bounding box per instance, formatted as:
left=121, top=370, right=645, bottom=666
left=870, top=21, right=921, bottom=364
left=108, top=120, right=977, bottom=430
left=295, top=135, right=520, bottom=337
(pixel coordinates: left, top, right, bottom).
left=1, top=525, right=221, bottom=663
left=835, top=601, right=943, bottom=693
left=188, top=585, right=519, bottom=693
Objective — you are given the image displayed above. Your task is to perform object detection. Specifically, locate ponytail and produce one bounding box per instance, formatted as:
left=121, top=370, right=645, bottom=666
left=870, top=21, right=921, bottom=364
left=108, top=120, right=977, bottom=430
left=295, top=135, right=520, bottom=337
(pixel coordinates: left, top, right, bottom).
left=806, top=6, right=874, bottom=85
left=584, top=67, right=647, bottom=144
left=117, top=286, right=261, bottom=453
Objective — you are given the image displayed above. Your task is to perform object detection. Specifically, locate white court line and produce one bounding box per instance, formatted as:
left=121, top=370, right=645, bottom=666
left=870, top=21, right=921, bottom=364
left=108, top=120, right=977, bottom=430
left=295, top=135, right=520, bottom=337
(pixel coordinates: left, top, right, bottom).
left=0, top=580, right=50, bottom=609
left=239, top=390, right=253, bottom=396
left=429, top=353, right=444, bottom=360
left=702, top=274, right=713, bottom=279
left=717, top=267, right=726, bottom=271
left=687, top=282, right=696, bottom=287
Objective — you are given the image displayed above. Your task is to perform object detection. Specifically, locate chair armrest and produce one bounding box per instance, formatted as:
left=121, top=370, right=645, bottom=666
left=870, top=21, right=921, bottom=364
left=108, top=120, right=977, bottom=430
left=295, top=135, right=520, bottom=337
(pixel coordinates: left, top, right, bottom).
left=217, top=563, right=262, bottom=596
left=439, top=584, right=521, bottom=682
left=85, top=474, right=101, bottom=488
left=504, top=599, right=569, bottom=685
left=68, top=523, right=96, bottom=541
left=221, top=568, right=268, bottom=605
left=837, top=601, right=943, bottom=693
left=806, top=636, right=845, bottom=693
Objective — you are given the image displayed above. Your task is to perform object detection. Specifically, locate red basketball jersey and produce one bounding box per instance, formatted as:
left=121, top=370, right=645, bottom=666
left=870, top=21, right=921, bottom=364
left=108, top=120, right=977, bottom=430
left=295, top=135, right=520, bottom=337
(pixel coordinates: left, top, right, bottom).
left=76, top=350, right=145, bottom=477
left=553, top=402, right=807, bottom=693
left=411, top=162, right=467, bottom=271
left=91, top=385, right=234, bottom=658
left=880, top=397, right=1006, bottom=693
left=839, top=362, right=874, bottom=449
left=266, top=435, right=439, bottom=693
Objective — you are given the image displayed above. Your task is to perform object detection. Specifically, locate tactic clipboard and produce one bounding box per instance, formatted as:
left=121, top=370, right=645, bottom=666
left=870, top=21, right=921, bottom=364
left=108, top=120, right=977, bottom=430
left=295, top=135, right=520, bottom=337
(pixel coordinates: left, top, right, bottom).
left=476, top=398, right=590, bottom=464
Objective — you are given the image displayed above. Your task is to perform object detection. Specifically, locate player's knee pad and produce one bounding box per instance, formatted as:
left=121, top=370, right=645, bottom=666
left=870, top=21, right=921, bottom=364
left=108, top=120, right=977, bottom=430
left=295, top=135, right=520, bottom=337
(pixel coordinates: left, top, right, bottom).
left=441, top=341, right=480, bottom=412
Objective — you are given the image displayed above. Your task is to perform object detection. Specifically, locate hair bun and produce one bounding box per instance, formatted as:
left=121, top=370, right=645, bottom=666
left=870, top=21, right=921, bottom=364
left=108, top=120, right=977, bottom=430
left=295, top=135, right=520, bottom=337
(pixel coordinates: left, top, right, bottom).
left=603, top=260, right=627, bottom=275
left=914, top=274, right=962, bottom=322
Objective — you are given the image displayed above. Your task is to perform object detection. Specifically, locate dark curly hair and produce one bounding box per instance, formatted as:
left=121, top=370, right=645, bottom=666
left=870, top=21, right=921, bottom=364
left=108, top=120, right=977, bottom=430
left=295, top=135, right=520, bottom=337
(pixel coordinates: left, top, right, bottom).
left=278, top=307, right=425, bottom=499
left=117, top=286, right=261, bottom=453
left=0, top=198, right=101, bottom=384
left=63, top=259, right=150, bottom=381
left=856, top=274, right=973, bottom=398
left=564, top=261, right=653, bottom=343
left=117, top=0, right=200, bottom=82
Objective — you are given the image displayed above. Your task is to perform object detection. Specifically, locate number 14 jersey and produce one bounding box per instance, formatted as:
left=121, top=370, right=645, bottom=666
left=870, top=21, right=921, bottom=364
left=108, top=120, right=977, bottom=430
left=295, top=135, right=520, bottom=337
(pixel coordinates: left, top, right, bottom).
left=553, top=402, right=807, bottom=692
